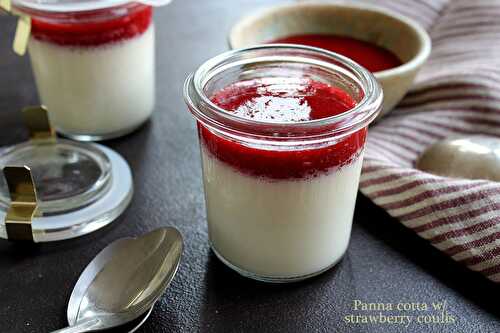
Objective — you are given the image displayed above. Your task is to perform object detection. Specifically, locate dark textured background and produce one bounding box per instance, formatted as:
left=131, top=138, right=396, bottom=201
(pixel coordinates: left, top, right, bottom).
left=1, top=1, right=500, bottom=332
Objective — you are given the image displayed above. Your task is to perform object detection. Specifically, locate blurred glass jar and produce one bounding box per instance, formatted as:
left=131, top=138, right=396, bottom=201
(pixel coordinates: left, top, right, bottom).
left=18, top=2, right=156, bottom=141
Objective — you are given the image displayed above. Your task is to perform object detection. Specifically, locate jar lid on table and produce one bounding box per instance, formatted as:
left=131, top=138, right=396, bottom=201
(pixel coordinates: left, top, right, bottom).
left=0, top=106, right=133, bottom=242
left=12, top=0, right=171, bottom=12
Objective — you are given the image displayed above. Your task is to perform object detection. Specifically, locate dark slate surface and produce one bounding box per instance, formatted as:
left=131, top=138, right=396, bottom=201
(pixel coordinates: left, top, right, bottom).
left=0, top=1, right=499, bottom=332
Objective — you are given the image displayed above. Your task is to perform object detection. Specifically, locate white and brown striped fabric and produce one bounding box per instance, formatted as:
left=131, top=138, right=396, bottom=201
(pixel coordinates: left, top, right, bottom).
left=355, top=0, right=500, bottom=282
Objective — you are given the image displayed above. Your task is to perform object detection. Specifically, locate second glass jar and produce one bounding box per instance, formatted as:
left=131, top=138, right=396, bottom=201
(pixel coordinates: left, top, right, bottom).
left=24, top=3, right=155, bottom=141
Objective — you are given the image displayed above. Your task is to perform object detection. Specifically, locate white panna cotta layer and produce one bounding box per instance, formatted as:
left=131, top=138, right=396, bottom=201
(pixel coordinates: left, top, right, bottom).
left=201, top=145, right=364, bottom=279
left=28, top=26, right=155, bottom=138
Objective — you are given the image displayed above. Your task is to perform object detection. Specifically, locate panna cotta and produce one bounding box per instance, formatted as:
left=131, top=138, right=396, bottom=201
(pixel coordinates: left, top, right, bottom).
left=203, top=78, right=364, bottom=279
left=26, top=3, right=155, bottom=140
left=184, top=46, right=382, bottom=282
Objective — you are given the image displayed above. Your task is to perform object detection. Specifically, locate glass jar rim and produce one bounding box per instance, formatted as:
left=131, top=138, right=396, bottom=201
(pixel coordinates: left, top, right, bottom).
left=184, top=44, right=383, bottom=142
left=13, top=2, right=146, bottom=20
left=12, top=0, right=170, bottom=14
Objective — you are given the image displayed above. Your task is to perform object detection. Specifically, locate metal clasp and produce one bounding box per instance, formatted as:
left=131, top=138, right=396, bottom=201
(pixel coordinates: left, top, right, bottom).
left=0, top=0, right=11, bottom=12
left=2, top=106, right=51, bottom=241
left=3, top=166, right=38, bottom=241
left=22, top=105, right=56, bottom=143
left=1, top=0, right=32, bottom=56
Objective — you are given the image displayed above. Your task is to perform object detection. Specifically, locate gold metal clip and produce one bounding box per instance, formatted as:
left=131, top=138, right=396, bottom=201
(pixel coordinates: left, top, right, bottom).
left=13, top=13, right=31, bottom=56
left=3, top=166, right=38, bottom=241
left=1, top=0, right=32, bottom=56
left=22, top=105, right=56, bottom=143
left=0, top=0, right=11, bottom=12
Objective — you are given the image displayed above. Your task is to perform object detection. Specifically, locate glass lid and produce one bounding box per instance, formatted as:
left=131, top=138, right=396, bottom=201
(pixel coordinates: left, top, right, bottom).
left=12, top=0, right=172, bottom=12
left=0, top=140, right=111, bottom=215
left=0, top=142, right=133, bottom=242
left=0, top=106, right=133, bottom=242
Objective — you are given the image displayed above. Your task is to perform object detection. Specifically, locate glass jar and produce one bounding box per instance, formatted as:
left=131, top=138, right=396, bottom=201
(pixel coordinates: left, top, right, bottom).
left=184, top=45, right=382, bottom=282
left=19, top=3, right=155, bottom=141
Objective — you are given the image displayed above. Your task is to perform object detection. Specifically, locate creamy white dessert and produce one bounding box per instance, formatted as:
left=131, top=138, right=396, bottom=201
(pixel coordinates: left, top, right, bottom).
left=27, top=4, right=155, bottom=140
left=195, top=78, right=368, bottom=281
left=202, top=146, right=364, bottom=279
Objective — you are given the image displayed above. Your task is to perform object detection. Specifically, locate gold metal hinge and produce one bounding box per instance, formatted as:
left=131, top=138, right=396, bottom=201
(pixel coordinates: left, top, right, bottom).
left=0, top=0, right=11, bottom=12
left=4, top=166, right=38, bottom=241
left=1, top=0, right=32, bottom=56
left=22, top=105, right=56, bottom=143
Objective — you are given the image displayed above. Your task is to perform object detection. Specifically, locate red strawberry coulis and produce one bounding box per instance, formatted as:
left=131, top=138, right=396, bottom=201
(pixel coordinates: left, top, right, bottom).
left=30, top=4, right=152, bottom=47
left=200, top=78, right=366, bottom=180
left=270, top=34, right=402, bottom=72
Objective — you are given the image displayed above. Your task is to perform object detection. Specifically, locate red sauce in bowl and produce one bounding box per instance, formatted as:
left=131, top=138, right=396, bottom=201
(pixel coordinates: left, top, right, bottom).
left=200, top=77, right=366, bottom=180
left=270, top=34, right=402, bottom=72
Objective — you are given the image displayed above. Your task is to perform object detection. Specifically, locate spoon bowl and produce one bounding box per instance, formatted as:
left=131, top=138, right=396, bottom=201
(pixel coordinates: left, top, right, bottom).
left=53, top=227, right=183, bottom=333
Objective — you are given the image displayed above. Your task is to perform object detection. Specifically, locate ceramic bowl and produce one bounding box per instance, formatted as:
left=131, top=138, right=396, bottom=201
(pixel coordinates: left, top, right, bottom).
left=229, top=2, right=431, bottom=118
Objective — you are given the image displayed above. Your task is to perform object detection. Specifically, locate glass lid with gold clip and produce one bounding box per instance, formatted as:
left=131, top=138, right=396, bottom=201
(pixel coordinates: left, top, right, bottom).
left=0, top=106, right=133, bottom=242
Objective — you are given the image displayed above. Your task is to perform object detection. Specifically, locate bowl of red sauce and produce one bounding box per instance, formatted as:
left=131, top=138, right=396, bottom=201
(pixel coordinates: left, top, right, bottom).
left=229, top=2, right=431, bottom=118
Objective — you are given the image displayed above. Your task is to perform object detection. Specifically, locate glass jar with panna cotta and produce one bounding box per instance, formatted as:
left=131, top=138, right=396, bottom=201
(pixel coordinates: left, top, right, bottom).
left=13, top=0, right=166, bottom=141
left=184, top=45, right=383, bottom=282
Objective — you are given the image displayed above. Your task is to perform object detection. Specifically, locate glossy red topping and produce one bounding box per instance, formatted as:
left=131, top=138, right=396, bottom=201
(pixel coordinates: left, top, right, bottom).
left=30, top=5, right=152, bottom=46
left=200, top=78, right=366, bottom=180
left=270, top=34, right=402, bottom=72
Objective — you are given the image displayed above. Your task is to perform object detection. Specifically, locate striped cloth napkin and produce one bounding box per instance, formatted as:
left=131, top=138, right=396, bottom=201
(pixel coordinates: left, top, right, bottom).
left=357, top=0, right=500, bottom=282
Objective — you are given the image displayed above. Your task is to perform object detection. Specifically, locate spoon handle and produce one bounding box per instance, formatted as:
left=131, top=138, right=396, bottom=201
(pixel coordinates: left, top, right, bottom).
left=51, top=318, right=101, bottom=333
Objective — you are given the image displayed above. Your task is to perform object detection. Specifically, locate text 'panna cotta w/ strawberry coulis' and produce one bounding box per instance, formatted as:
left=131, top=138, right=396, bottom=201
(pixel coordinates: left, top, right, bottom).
left=14, top=0, right=170, bottom=140
left=185, top=46, right=382, bottom=282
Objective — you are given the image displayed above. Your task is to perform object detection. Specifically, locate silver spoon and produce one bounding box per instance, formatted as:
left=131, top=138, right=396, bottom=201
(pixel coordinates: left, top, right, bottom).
left=52, top=227, right=183, bottom=333
left=417, top=135, right=500, bottom=181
